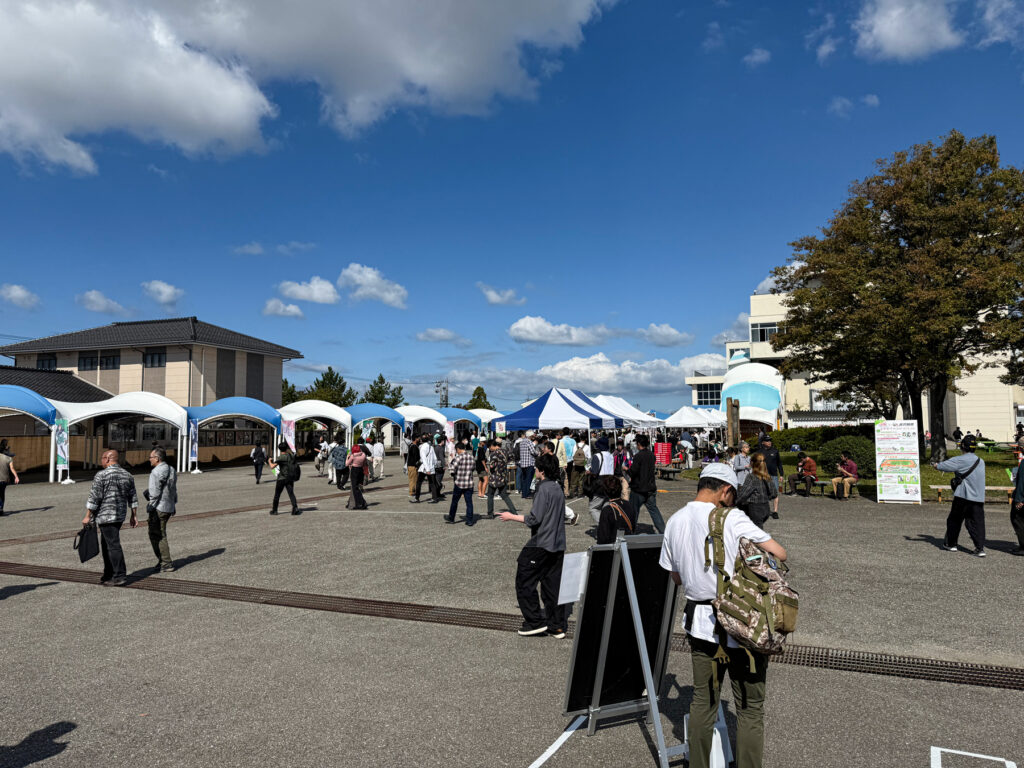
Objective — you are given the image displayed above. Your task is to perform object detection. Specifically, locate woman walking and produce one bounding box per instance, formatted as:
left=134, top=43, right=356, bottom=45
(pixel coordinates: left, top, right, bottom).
left=267, top=442, right=300, bottom=515
left=344, top=444, right=368, bottom=510
left=736, top=452, right=777, bottom=529
left=0, top=439, right=20, bottom=516
left=251, top=441, right=268, bottom=485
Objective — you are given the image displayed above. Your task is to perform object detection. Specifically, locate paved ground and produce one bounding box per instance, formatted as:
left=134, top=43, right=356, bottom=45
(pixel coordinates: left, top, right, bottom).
left=1, top=457, right=1021, bottom=768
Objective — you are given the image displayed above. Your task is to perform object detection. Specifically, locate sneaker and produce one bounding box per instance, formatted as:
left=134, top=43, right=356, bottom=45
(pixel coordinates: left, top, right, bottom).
left=444, top=516, right=457, bottom=524
left=568, top=512, right=579, bottom=526
left=466, top=519, right=476, bottom=527
left=547, top=627, right=566, bottom=639
left=972, top=549, right=986, bottom=558
left=291, top=509, right=302, bottom=516
left=941, top=545, right=958, bottom=552
left=270, top=510, right=280, bottom=515
left=103, top=577, right=127, bottom=587
left=517, top=623, right=548, bottom=636
left=410, top=499, right=420, bottom=504
left=160, top=565, right=176, bottom=573
left=1011, top=547, right=1024, bottom=556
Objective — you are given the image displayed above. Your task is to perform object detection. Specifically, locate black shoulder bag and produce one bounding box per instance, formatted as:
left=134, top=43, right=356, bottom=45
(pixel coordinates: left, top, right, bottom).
left=950, top=457, right=981, bottom=492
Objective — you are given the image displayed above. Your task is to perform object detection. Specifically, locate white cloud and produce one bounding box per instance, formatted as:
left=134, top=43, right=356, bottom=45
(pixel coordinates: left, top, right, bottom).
left=742, top=47, right=771, bottom=67
left=754, top=275, right=777, bottom=294
left=285, top=361, right=330, bottom=373
left=337, top=263, right=408, bottom=309
left=828, top=96, right=854, bottom=117
left=0, top=284, right=40, bottom=309
left=233, top=242, right=265, bottom=255
left=637, top=323, right=695, bottom=348
left=702, top=21, right=725, bottom=51
left=76, top=289, right=127, bottom=315
left=509, top=316, right=616, bottom=345
left=416, top=328, right=472, bottom=348
left=141, top=279, right=184, bottom=310
left=0, top=2, right=274, bottom=174
left=146, top=164, right=169, bottom=178
left=862, top=93, right=881, bottom=107
left=276, top=241, right=316, bottom=256
left=533, top=353, right=728, bottom=395
left=278, top=275, right=339, bottom=304
left=711, top=312, right=750, bottom=347
left=854, top=0, right=963, bottom=60
left=817, top=37, right=840, bottom=62
left=806, top=13, right=841, bottom=62
left=978, top=0, right=1024, bottom=45
left=476, top=282, right=527, bottom=306
left=0, top=0, right=613, bottom=172
left=262, top=298, right=303, bottom=318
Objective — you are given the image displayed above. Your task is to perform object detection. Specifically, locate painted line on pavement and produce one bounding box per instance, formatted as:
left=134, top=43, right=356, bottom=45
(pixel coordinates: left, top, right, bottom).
left=528, top=716, right=586, bottom=768
left=930, top=746, right=1017, bottom=767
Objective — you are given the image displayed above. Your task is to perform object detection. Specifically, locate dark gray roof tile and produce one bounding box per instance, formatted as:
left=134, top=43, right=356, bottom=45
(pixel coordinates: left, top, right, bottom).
left=0, top=367, right=112, bottom=403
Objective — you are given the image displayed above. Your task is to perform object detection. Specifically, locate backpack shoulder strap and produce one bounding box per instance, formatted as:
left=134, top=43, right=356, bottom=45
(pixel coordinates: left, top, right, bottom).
left=704, top=506, right=733, bottom=596
left=607, top=501, right=633, bottom=533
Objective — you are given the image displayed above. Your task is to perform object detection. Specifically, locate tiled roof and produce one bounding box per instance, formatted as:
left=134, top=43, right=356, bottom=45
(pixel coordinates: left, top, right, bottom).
left=0, top=367, right=112, bottom=403
left=0, top=317, right=301, bottom=359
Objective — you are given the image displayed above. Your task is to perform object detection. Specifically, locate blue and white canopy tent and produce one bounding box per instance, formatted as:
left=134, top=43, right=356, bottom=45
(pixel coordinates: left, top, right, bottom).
left=186, top=397, right=284, bottom=470
left=468, top=408, right=504, bottom=433
left=0, top=385, right=59, bottom=480
left=438, top=407, right=482, bottom=430
left=502, top=388, right=624, bottom=431
left=278, top=400, right=353, bottom=443
left=344, top=403, right=406, bottom=447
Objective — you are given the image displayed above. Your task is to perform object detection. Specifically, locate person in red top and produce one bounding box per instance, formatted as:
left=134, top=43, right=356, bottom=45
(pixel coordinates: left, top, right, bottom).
left=831, top=451, right=859, bottom=501
left=786, top=452, right=818, bottom=496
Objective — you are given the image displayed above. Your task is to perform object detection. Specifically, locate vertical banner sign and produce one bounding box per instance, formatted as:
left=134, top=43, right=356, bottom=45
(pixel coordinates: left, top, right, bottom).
left=282, top=419, right=296, bottom=452
left=494, top=421, right=506, bottom=437
left=654, top=442, right=672, bottom=466
left=188, top=419, right=199, bottom=462
left=445, top=420, right=455, bottom=440
left=874, top=419, right=922, bottom=504
left=55, top=418, right=69, bottom=469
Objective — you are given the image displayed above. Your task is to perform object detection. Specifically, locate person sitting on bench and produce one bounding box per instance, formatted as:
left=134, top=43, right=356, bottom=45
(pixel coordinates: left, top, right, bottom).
left=787, top=452, right=817, bottom=496
left=830, top=451, right=858, bottom=501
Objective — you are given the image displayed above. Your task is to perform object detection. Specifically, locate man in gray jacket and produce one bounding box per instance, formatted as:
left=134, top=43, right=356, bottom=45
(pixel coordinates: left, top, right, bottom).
left=146, top=447, right=177, bottom=572
left=934, top=435, right=987, bottom=557
left=82, top=450, right=138, bottom=585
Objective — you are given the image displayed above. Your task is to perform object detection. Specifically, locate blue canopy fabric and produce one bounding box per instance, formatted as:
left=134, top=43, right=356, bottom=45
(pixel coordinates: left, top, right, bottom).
left=0, top=385, right=57, bottom=425
left=648, top=410, right=672, bottom=421
left=438, top=408, right=482, bottom=428
left=345, top=403, right=406, bottom=431
left=186, top=397, right=282, bottom=430
left=502, top=388, right=623, bottom=431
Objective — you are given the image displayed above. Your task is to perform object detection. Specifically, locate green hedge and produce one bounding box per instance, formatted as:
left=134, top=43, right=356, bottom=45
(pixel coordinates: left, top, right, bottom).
left=761, top=424, right=874, bottom=451
left=818, top=436, right=876, bottom=479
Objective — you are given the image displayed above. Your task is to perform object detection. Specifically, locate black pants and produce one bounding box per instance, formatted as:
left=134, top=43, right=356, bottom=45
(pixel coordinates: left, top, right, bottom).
left=0, top=481, right=6, bottom=512
left=346, top=468, right=367, bottom=509
left=486, top=485, right=517, bottom=516
left=254, top=462, right=264, bottom=483
left=336, top=466, right=350, bottom=489
left=447, top=486, right=474, bottom=523
left=1012, top=501, right=1024, bottom=548
left=272, top=480, right=298, bottom=512
left=99, top=522, right=126, bottom=580
left=416, top=472, right=440, bottom=502
left=515, top=547, right=566, bottom=630
left=945, top=496, right=986, bottom=551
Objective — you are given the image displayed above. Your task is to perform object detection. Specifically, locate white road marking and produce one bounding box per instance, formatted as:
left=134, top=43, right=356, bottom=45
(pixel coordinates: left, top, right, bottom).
left=528, top=716, right=586, bottom=768
left=931, top=746, right=1017, bottom=767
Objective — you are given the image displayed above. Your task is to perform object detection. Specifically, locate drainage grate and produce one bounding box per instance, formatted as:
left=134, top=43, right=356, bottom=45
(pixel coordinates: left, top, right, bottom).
left=1, top=560, right=1021, bottom=691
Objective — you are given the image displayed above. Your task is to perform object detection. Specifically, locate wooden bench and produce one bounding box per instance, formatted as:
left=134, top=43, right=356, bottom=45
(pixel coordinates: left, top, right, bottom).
left=812, top=480, right=859, bottom=498
left=656, top=465, right=682, bottom=481
left=929, top=485, right=1016, bottom=503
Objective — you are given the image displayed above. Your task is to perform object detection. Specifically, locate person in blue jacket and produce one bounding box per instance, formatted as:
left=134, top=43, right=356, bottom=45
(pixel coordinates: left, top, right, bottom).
left=933, top=435, right=987, bottom=557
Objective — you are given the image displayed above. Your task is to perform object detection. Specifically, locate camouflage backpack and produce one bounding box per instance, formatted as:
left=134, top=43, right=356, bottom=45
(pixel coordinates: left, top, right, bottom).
left=705, top=507, right=799, bottom=656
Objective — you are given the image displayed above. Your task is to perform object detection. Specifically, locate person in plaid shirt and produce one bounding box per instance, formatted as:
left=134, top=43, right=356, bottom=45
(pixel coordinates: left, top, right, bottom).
left=517, top=433, right=537, bottom=498
left=446, top=442, right=477, bottom=526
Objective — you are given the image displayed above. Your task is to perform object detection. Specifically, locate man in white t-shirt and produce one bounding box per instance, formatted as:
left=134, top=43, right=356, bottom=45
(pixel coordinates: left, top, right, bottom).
left=371, top=438, right=385, bottom=481
left=659, top=463, right=788, bottom=768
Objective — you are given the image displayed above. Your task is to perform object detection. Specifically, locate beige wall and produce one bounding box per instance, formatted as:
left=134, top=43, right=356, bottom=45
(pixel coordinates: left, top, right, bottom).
left=119, top=348, right=143, bottom=393
left=946, top=365, right=1015, bottom=442
left=749, top=293, right=787, bottom=322
left=165, top=346, right=191, bottom=406
left=264, top=357, right=283, bottom=408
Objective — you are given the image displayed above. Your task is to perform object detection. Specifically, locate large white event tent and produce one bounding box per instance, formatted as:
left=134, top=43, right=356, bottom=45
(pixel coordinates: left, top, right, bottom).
left=665, top=405, right=716, bottom=429
left=395, top=405, right=448, bottom=430
left=278, top=400, right=353, bottom=437
left=468, top=408, right=504, bottom=431
left=592, top=395, right=663, bottom=429
left=502, top=388, right=623, bottom=431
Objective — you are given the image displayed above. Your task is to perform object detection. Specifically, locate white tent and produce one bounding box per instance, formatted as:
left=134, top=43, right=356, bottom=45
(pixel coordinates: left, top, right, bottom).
left=502, top=388, right=623, bottom=431
left=697, top=408, right=727, bottom=427
left=592, top=395, right=662, bottom=428
left=665, top=405, right=716, bottom=429
left=395, top=405, right=448, bottom=428
left=468, top=408, right=504, bottom=429
left=278, top=400, right=353, bottom=433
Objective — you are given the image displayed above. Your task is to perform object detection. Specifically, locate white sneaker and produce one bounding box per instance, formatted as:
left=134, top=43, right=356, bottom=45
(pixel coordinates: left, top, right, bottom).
left=972, top=549, right=986, bottom=558
left=941, top=545, right=957, bottom=552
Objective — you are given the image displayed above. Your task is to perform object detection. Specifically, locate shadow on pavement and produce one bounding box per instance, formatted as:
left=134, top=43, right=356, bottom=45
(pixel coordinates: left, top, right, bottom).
left=0, top=721, right=77, bottom=767
left=0, top=506, right=54, bottom=517
left=904, top=534, right=947, bottom=550
left=126, top=547, right=226, bottom=583
left=0, top=582, right=58, bottom=602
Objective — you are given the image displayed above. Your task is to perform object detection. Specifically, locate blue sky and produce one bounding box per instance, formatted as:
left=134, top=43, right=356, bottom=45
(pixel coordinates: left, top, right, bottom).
left=2, top=0, right=1023, bottom=411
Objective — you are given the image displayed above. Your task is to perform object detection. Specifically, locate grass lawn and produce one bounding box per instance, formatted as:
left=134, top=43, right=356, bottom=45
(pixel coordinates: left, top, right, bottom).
left=679, top=449, right=1021, bottom=502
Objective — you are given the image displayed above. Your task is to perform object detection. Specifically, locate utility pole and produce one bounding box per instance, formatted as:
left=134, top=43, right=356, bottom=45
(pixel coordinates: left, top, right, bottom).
left=434, top=378, right=449, bottom=408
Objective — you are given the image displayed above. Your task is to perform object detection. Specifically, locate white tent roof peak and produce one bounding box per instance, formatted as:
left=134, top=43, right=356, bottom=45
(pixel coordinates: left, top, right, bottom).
left=592, top=395, right=663, bottom=428
left=278, top=400, right=353, bottom=431
left=395, top=405, right=448, bottom=427
left=50, top=392, right=188, bottom=431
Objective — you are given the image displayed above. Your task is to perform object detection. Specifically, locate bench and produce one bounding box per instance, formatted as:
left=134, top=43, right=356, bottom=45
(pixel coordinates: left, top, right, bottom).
left=812, top=480, right=859, bottom=498
left=929, top=485, right=1016, bottom=504
left=656, top=465, right=682, bottom=481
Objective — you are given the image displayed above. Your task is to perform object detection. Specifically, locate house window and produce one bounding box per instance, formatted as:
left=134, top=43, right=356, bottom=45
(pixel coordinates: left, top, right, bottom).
left=36, top=354, right=57, bottom=370
left=143, top=347, right=166, bottom=368
left=695, top=383, right=722, bottom=406
left=78, top=354, right=98, bottom=371
left=99, top=353, right=120, bottom=370
left=751, top=323, right=778, bottom=343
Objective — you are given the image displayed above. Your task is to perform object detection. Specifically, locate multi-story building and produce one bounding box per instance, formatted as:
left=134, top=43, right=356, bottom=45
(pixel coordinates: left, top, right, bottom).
left=0, top=317, right=301, bottom=409
left=686, top=293, right=1024, bottom=441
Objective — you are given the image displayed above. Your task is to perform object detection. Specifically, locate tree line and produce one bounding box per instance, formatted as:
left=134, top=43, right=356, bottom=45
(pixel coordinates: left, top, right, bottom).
left=283, top=370, right=496, bottom=413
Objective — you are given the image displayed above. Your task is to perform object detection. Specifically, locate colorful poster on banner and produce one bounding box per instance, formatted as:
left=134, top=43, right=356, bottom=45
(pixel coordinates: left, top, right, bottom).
left=874, top=419, right=922, bottom=503
left=281, top=419, right=296, bottom=451
left=494, top=421, right=506, bottom=437
left=188, top=418, right=199, bottom=462
left=445, top=420, right=455, bottom=439
left=55, top=418, right=69, bottom=468
left=654, top=442, right=671, bottom=466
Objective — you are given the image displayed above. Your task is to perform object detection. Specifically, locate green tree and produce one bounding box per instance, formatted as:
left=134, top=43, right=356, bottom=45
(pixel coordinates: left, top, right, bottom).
left=773, top=131, right=1024, bottom=460
left=464, top=386, right=494, bottom=411
left=282, top=378, right=300, bottom=406
left=303, top=366, right=358, bottom=407
left=359, top=373, right=405, bottom=408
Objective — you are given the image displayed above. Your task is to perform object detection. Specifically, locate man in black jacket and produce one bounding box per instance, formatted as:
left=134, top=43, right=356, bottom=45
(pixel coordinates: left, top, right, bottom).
left=627, top=434, right=664, bottom=532
left=760, top=435, right=783, bottom=518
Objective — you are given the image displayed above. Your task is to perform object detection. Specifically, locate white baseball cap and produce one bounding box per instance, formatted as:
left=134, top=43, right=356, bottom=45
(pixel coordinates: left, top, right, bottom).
left=699, top=462, right=739, bottom=490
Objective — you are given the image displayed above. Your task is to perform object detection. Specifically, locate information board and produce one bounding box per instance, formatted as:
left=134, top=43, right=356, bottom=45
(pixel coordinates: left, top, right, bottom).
left=874, top=419, right=921, bottom=504
left=654, top=442, right=671, bottom=466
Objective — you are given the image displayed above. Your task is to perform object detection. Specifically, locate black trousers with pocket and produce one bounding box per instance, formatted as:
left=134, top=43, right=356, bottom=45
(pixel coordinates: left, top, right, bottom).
left=944, top=496, right=986, bottom=551
left=514, top=546, right=566, bottom=629
left=272, top=480, right=298, bottom=512
left=99, top=521, right=126, bottom=580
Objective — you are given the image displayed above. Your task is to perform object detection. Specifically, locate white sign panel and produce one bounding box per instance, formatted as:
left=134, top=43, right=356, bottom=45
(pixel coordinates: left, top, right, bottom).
left=874, top=419, right=922, bottom=504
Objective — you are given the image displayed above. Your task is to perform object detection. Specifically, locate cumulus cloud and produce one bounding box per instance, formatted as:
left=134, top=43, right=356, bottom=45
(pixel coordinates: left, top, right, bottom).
left=233, top=241, right=265, bottom=255
left=76, top=289, right=127, bottom=315
left=711, top=312, right=750, bottom=347
left=277, top=241, right=316, bottom=256
left=828, top=96, right=854, bottom=118
left=141, top=279, right=184, bottom=311
left=742, top=47, right=771, bottom=67
left=862, top=93, right=881, bottom=107
left=637, top=323, right=695, bottom=348
left=854, top=0, right=962, bottom=60
left=754, top=275, right=777, bottom=294
left=702, top=21, right=725, bottom=51
left=533, top=353, right=728, bottom=395
left=476, top=282, right=527, bottom=306
left=278, top=276, right=339, bottom=304
left=337, top=263, right=408, bottom=309
left=262, top=298, right=303, bottom=318
left=416, top=328, right=472, bottom=348
left=0, top=283, right=40, bottom=309
left=0, top=0, right=613, bottom=172
left=509, top=316, right=617, bottom=345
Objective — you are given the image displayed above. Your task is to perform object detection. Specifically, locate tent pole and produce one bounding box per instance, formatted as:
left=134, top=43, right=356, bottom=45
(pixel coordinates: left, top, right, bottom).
left=49, top=425, right=56, bottom=484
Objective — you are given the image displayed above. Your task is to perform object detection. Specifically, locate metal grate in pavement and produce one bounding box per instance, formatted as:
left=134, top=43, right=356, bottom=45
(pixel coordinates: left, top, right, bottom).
left=1, top=560, right=1021, bottom=691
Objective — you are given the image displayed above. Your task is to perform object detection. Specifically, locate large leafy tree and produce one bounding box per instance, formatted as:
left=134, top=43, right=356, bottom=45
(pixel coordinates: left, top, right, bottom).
left=464, top=386, right=494, bottom=410
left=773, top=131, right=1024, bottom=460
left=303, top=366, right=358, bottom=407
left=359, top=373, right=405, bottom=408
